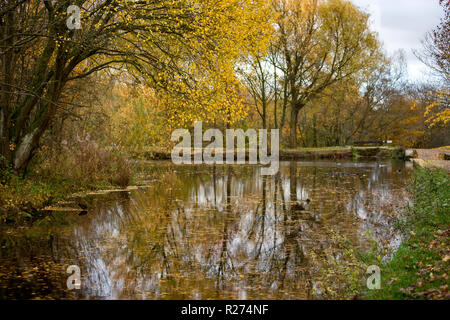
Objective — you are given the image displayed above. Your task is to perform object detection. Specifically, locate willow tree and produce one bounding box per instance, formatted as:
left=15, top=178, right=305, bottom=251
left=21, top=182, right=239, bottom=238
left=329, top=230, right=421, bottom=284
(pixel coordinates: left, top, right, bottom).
left=0, top=0, right=272, bottom=172
left=272, top=0, right=382, bottom=148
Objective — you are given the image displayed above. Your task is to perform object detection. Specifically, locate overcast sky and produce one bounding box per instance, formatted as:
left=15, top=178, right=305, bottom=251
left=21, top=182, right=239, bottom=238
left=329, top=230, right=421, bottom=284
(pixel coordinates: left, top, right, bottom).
left=350, top=0, right=444, bottom=81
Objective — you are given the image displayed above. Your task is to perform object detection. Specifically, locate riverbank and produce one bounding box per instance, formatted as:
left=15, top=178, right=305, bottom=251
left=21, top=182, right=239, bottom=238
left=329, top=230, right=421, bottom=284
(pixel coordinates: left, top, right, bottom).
left=0, top=172, right=129, bottom=224
left=281, top=146, right=405, bottom=160
left=0, top=157, right=174, bottom=223
left=133, top=146, right=406, bottom=161
left=361, top=166, right=449, bottom=299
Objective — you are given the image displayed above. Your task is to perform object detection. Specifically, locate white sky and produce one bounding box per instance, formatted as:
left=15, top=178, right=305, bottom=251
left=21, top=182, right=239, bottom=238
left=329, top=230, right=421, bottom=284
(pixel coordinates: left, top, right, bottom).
left=350, top=0, right=444, bottom=81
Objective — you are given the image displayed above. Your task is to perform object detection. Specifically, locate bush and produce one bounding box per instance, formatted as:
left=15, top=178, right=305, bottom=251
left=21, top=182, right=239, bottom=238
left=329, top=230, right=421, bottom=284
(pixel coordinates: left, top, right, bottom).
left=0, top=155, right=15, bottom=185
left=407, top=167, right=450, bottom=228
left=0, top=134, right=133, bottom=222
left=36, top=133, right=132, bottom=190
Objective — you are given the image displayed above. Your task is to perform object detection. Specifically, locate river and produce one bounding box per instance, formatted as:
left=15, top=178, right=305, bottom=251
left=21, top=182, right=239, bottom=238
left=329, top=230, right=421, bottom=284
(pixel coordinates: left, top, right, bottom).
left=0, top=160, right=413, bottom=299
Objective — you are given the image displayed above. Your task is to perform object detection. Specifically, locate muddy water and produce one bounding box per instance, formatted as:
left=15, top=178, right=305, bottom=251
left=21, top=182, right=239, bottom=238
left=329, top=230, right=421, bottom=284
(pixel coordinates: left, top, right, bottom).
left=0, top=160, right=413, bottom=299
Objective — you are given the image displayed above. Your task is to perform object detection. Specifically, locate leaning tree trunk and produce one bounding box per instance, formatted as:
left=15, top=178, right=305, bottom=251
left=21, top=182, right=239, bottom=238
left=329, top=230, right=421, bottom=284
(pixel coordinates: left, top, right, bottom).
left=13, top=127, right=41, bottom=172
left=12, top=77, right=64, bottom=173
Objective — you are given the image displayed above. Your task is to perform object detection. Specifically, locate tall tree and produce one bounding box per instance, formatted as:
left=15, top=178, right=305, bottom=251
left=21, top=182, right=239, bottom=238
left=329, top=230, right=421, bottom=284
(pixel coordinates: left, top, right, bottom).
left=272, top=0, right=381, bottom=148
left=415, top=0, right=449, bottom=84
left=0, top=0, right=272, bottom=172
left=238, top=41, right=290, bottom=132
left=415, top=0, right=449, bottom=128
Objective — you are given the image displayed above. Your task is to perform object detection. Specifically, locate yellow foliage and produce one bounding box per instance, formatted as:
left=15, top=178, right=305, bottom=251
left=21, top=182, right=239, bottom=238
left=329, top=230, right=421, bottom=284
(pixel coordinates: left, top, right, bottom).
left=109, top=85, right=171, bottom=152
left=118, top=0, right=276, bottom=127
left=425, top=89, right=450, bottom=127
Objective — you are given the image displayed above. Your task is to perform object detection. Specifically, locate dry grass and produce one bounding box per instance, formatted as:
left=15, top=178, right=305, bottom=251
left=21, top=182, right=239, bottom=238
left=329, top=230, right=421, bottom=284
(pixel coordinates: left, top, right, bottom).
left=37, top=135, right=132, bottom=189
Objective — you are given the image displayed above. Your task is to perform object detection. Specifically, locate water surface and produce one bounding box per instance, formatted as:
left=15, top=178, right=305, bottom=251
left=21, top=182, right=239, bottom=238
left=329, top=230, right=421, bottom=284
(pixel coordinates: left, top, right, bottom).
left=0, top=160, right=413, bottom=299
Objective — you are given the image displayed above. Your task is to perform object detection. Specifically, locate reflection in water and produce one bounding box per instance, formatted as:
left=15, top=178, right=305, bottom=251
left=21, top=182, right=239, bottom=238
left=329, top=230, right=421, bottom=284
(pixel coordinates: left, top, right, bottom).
left=0, top=161, right=412, bottom=299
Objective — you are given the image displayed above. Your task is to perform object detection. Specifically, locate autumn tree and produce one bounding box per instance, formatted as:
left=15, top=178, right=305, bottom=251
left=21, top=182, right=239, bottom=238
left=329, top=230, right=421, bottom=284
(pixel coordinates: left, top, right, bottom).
left=0, top=0, right=272, bottom=172
left=271, top=0, right=381, bottom=148
left=238, top=54, right=274, bottom=129
left=238, top=39, right=291, bottom=133
left=415, top=0, right=449, bottom=128
left=416, top=0, right=449, bottom=83
left=297, top=64, right=404, bottom=147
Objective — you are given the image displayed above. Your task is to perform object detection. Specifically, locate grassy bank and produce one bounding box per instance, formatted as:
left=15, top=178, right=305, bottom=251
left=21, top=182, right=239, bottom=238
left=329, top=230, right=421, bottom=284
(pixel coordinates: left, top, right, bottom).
left=0, top=144, right=134, bottom=223
left=0, top=172, right=118, bottom=223
left=362, top=167, right=449, bottom=299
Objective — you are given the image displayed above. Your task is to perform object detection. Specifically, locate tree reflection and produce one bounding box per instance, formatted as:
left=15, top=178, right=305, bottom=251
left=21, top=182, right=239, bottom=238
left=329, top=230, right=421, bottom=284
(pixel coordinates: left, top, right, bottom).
left=0, top=161, right=412, bottom=299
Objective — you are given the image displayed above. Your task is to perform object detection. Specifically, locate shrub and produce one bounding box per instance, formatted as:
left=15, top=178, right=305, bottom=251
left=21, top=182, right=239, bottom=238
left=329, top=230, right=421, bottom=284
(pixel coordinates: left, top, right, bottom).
left=36, top=133, right=132, bottom=189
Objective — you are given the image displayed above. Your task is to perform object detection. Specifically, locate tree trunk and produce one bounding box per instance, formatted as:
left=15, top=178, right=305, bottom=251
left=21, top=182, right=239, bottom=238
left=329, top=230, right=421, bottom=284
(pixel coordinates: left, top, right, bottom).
left=290, top=106, right=299, bottom=149
left=13, top=128, right=40, bottom=172
left=0, top=1, right=15, bottom=164
left=262, top=100, right=267, bottom=129
left=313, top=114, right=317, bottom=147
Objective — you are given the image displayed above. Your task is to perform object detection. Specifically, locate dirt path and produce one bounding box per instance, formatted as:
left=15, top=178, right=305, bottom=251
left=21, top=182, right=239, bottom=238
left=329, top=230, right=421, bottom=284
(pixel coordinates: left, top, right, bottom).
left=412, top=148, right=450, bottom=171
left=415, top=149, right=448, bottom=160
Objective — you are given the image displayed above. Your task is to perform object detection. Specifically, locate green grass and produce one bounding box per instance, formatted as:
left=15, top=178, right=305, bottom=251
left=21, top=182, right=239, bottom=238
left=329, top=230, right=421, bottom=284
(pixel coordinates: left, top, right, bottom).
left=362, top=167, right=450, bottom=300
